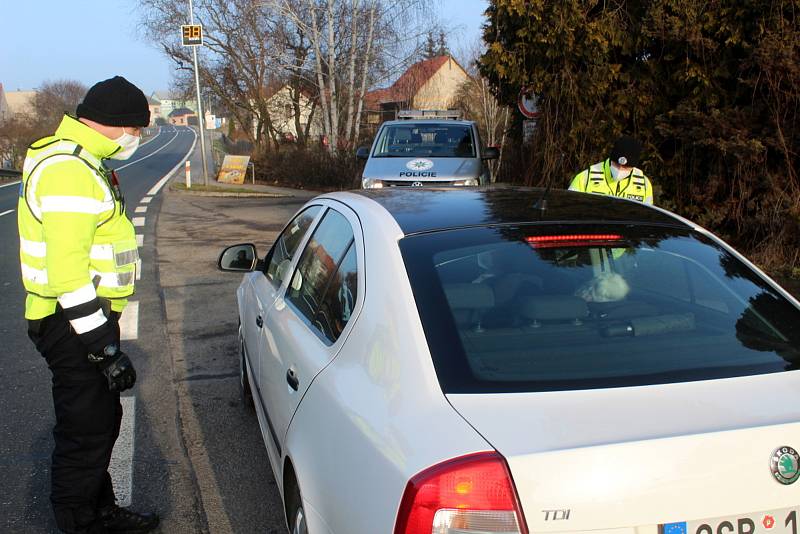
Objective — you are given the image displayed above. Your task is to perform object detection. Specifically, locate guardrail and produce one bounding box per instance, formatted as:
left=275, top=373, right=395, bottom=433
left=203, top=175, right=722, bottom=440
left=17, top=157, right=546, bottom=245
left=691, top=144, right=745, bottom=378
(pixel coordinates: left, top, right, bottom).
left=0, top=168, right=22, bottom=179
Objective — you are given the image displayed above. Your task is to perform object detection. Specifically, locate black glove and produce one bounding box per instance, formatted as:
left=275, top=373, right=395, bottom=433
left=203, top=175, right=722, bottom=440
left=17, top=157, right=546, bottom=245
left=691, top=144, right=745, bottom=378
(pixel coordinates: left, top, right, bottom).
left=89, top=344, right=137, bottom=392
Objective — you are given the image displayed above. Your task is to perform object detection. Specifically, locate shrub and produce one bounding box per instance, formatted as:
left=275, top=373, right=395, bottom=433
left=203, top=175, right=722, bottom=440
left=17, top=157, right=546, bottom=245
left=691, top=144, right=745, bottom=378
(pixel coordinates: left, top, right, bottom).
left=251, top=147, right=362, bottom=190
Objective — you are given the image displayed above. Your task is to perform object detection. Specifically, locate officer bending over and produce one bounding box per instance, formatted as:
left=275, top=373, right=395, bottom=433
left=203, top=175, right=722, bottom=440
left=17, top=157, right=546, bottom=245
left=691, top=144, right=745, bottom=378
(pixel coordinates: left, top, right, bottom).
left=569, top=135, right=654, bottom=205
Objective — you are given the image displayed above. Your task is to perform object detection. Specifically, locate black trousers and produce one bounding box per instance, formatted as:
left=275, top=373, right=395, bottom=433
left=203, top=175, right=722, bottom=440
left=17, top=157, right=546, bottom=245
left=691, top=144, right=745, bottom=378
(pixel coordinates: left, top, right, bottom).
left=28, top=308, right=122, bottom=532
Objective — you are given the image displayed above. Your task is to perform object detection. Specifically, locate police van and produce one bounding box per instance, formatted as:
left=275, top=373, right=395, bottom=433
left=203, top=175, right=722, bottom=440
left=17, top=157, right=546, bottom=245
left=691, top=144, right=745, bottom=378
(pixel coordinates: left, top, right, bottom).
left=356, top=110, right=499, bottom=188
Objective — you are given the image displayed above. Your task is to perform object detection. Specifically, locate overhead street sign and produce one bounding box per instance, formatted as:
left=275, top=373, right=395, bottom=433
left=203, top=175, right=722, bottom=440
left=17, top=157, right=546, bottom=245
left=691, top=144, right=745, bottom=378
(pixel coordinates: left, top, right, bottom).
left=181, top=24, right=203, bottom=46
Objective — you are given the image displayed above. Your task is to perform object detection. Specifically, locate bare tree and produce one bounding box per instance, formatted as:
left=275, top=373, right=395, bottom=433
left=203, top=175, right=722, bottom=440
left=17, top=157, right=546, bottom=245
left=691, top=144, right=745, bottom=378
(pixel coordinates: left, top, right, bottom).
left=139, top=0, right=295, bottom=153
left=0, top=115, right=40, bottom=169
left=453, top=43, right=511, bottom=182
left=0, top=79, right=87, bottom=169
left=139, top=0, right=432, bottom=155
left=34, top=80, right=88, bottom=129
left=274, top=0, right=431, bottom=152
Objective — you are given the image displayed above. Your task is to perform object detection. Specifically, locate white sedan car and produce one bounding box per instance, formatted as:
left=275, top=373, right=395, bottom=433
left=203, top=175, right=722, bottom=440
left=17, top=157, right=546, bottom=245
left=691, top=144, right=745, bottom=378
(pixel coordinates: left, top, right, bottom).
left=218, top=187, right=800, bottom=534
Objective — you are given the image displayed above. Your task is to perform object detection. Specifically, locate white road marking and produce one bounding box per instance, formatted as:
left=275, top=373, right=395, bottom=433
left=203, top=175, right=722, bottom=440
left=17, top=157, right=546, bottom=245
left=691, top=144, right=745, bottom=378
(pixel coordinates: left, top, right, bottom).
left=136, top=259, right=142, bottom=281
left=137, top=127, right=162, bottom=148
left=114, top=130, right=180, bottom=171
left=119, top=301, right=139, bottom=341
left=132, top=217, right=145, bottom=227
left=0, top=209, right=14, bottom=217
left=110, top=396, right=136, bottom=508
left=136, top=234, right=144, bottom=247
left=0, top=180, right=21, bottom=189
left=135, top=206, right=148, bottom=213
left=147, top=128, right=198, bottom=196
left=140, top=196, right=152, bottom=204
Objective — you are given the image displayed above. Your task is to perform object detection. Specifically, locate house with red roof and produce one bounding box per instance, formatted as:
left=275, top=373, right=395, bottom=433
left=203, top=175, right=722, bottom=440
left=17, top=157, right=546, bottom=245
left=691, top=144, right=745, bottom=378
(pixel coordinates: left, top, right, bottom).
left=364, top=56, right=469, bottom=127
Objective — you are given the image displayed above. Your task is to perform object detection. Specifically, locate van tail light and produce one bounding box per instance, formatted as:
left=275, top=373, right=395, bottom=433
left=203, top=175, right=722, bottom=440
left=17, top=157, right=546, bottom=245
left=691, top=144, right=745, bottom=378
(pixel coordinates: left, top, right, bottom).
left=526, top=234, right=624, bottom=249
left=394, top=451, right=529, bottom=534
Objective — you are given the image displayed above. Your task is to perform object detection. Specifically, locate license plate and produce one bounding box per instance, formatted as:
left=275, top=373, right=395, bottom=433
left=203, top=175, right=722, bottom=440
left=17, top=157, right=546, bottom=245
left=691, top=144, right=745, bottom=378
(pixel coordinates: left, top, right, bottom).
left=662, top=508, right=799, bottom=534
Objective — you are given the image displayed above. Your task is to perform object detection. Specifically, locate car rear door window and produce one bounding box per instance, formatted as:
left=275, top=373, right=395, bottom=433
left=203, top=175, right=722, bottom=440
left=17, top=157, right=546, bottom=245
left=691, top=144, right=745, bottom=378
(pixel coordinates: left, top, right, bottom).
left=313, top=244, right=358, bottom=344
left=287, top=209, right=356, bottom=343
left=265, top=206, right=322, bottom=288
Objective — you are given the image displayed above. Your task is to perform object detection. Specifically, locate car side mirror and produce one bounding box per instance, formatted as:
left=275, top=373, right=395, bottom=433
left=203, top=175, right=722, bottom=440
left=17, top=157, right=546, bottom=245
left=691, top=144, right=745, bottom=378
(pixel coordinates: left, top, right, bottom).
left=218, top=244, right=258, bottom=272
left=356, top=146, right=370, bottom=160
left=481, top=147, right=500, bottom=160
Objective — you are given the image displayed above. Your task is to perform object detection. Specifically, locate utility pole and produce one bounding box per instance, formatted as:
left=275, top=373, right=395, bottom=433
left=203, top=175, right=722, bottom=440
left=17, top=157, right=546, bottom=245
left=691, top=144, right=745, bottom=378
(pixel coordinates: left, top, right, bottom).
left=188, top=0, right=209, bottom=185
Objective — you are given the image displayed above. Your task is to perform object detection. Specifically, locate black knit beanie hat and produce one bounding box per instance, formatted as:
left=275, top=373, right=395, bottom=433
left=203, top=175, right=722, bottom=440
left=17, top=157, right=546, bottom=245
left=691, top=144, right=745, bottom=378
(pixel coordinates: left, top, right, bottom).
left=608, top=135, right=642, bottom=168
left=76, top=76, right=150, bottom=127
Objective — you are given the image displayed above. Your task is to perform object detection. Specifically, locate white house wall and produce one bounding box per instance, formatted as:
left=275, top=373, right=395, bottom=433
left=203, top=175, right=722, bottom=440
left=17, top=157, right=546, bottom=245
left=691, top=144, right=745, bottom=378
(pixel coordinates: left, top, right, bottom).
left=413, top=57, right=469, bottom=110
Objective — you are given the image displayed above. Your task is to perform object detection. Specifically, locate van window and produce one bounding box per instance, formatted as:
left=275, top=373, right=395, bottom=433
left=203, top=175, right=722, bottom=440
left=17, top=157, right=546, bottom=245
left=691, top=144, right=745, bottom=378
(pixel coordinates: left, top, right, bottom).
left=372, top=124, right=475, bottom=158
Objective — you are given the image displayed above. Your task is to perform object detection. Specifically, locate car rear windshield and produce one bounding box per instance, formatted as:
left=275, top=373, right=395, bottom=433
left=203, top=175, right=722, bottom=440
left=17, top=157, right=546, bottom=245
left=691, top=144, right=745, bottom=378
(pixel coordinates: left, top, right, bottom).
left=400, top=224, right=800, bottom=393
left=372, top=123, right=475, bottom=158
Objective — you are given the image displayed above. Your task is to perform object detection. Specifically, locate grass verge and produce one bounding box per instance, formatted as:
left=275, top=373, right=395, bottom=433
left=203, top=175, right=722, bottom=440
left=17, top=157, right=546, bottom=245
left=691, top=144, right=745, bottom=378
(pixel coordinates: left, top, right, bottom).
left=170, top=183, right=265, bottom=194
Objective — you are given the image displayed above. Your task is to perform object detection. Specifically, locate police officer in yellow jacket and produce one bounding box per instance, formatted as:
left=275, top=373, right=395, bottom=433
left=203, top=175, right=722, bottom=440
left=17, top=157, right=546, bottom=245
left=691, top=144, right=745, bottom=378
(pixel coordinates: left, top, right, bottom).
left=569, top=136, right=654, bottom=205
left=19, top=76, right=158, bottom=533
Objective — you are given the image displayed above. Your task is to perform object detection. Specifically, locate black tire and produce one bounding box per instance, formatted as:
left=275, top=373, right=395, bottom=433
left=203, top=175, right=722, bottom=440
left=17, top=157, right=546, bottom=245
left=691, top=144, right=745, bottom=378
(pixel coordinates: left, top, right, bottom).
left=239, top=332, right=255, bottom=411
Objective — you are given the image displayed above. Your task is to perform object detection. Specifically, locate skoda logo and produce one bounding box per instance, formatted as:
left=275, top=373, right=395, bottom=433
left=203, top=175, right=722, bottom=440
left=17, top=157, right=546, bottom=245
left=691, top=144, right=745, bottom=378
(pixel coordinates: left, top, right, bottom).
left=411, top=182, right=424, bottom=187
left=406, top=158, right=434, bottom=171
left=770, top=446, right=800, bottom=485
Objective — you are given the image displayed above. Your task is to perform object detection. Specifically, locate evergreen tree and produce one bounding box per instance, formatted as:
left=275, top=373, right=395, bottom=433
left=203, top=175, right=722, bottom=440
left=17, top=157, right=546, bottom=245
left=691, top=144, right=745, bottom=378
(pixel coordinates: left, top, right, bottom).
left=423, top=32, right=437, bottom=59
left=437, top=30, right=449, bottom=57
left=479, top=0, right=800, bottom=270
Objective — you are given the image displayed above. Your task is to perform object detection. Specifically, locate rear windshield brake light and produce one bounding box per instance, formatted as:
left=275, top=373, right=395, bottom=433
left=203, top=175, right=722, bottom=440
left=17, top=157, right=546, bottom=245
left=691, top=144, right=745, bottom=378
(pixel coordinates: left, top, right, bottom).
left=525, top=234, right=624, bottom=248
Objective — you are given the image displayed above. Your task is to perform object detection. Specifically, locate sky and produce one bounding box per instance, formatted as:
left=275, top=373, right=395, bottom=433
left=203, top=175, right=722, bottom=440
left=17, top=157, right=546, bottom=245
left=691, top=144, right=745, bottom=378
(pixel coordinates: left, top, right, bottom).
left=0, top=0, right=488, bottom=96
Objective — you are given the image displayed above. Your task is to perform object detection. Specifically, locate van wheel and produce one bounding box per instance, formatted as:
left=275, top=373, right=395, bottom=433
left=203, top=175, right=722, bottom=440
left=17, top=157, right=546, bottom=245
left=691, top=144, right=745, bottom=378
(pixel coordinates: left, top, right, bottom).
left=239, top=330, right=254, bottom=411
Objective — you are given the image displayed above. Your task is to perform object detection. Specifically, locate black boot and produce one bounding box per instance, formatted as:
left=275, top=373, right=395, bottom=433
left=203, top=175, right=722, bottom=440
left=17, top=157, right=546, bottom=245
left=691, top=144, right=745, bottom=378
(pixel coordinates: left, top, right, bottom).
left=55, top=506, right=109, bottom=534
left=98, top=505, right=159, bottom=533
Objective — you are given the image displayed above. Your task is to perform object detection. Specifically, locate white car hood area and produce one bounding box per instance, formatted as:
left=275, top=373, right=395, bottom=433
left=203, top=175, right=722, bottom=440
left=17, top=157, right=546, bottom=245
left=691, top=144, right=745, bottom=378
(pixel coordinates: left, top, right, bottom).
left=447, top=370, right=800, bottom=533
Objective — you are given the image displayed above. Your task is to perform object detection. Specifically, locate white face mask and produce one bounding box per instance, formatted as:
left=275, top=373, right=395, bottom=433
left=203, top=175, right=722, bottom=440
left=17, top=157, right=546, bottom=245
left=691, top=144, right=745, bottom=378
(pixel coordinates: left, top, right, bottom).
left=110, top=129, right=140, bottom=160
left=610, top=164, right=631, bottom=181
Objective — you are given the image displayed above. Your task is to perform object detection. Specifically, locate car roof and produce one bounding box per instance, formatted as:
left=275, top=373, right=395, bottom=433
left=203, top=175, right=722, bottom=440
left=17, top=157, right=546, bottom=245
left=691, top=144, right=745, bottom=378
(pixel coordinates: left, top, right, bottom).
left=379, top=120, right=475, bottom=127
left=346, top=186, right=690, bottom=236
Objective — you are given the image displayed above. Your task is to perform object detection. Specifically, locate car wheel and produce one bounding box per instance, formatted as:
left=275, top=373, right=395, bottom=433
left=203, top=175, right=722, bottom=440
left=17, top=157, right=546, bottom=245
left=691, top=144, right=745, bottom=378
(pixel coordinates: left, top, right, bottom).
left=291, top=506, right=307, bottom=534
left=239, top=328, right=255, bottom=411
left=288, top=485, right=307, bottom=534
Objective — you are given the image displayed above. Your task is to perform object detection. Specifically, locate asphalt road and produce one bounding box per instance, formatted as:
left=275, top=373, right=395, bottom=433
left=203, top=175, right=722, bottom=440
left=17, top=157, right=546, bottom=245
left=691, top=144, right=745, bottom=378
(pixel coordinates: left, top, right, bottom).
left=0, top=125, right=201, bottom=533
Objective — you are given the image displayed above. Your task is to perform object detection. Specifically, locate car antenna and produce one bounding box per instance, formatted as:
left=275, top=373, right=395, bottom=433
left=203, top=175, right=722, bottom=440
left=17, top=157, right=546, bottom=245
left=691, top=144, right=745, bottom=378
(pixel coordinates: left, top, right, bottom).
left=532, top=153, right=564, bottom=217
left=532, top=180, right=551, bottom=216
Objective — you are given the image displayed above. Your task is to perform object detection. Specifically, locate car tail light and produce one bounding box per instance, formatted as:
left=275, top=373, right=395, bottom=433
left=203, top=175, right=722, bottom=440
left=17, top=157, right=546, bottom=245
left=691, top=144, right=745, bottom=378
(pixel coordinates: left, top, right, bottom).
left=394, top=452, right=528, bottom=534
left=526, top=234, right=624, bottom=249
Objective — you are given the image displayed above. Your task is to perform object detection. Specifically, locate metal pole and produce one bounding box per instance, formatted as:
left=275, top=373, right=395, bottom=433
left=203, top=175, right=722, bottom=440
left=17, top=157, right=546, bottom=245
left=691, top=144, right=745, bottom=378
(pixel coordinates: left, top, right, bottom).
left=189, top=0, right=209, bottom=185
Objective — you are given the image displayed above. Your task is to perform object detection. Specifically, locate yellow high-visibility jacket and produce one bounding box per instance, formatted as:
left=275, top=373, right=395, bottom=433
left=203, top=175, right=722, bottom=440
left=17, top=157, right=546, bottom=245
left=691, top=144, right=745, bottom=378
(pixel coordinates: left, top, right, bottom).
left=569, top=158, right=654, bottom=205
left=18, top=115, right=138, bottom=351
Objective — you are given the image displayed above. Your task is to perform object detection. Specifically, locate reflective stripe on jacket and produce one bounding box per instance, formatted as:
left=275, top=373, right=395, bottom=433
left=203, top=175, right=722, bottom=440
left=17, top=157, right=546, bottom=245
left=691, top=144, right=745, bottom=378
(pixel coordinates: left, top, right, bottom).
left=569, top=158, right=654, bottom=205
left=18, top=115, right=138, bottom=322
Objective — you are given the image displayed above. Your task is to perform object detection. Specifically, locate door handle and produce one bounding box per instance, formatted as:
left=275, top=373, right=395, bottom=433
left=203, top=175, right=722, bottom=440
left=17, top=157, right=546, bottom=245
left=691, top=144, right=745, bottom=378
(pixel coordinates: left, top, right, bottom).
left=286, top=368, right=299, bottom=391
left=255, top=315, right=263, bottom=328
